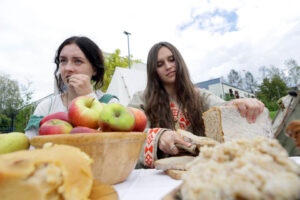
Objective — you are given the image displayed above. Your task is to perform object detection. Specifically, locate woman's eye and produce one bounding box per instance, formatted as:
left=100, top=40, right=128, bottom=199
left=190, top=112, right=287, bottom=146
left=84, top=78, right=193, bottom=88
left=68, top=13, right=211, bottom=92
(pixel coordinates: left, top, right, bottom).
left=157, top=62, right=163, bottom=67
left=75, top=60, right=82, bottom=64
left=169, top=56, right=175, bottom=62
left=59, top=59, right=66, bottom=64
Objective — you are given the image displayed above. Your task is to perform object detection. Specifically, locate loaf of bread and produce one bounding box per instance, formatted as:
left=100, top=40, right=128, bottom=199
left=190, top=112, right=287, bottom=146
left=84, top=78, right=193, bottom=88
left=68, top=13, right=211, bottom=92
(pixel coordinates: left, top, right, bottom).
left=181, top=137, right=300, bottom=200
left=0, top=143, right=93, bottom=200
left=203, top=106, right=274, bottom=142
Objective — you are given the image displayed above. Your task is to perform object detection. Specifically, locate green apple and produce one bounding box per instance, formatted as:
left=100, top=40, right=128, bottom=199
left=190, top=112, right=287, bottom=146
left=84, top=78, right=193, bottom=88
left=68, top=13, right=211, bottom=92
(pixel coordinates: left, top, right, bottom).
left=39, top=119, right=73, bottom=135
left=99, top=103, right=135, bottom=131
left=0, top=132, right=30, bottom=154
left=68, top=96, right=104, bottom=129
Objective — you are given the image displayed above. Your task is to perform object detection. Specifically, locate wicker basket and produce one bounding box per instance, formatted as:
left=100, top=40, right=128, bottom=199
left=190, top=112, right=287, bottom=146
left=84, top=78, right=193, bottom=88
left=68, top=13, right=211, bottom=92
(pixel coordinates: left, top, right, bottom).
left=30, top=132, right=146, bottom=184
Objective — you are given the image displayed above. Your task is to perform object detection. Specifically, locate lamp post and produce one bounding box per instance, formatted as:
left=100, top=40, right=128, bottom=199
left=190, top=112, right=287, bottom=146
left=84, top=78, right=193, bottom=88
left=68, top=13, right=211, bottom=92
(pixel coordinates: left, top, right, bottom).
left=123, top=31, right=131, bottom=69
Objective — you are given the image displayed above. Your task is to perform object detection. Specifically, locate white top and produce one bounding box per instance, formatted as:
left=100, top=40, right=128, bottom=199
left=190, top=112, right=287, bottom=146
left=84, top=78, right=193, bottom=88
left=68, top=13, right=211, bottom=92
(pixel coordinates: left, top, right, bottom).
left=25, top=90, right=118, bottom=139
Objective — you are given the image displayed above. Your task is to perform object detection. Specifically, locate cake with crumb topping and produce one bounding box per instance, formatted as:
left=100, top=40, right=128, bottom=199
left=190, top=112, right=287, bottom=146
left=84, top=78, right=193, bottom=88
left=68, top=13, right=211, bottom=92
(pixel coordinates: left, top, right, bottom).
left=181, top=137, right=300, bottom=200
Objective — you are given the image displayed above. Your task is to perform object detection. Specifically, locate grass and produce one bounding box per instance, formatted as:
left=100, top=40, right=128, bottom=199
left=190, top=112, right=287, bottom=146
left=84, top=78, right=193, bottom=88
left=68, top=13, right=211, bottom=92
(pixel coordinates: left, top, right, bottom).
left=269, top=111, right=277, bottom=120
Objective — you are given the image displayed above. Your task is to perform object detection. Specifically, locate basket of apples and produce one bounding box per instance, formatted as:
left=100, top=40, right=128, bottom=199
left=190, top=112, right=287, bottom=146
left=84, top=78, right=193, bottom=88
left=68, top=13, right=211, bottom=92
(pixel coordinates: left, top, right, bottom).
left=30, top=96, right=147, bottom=185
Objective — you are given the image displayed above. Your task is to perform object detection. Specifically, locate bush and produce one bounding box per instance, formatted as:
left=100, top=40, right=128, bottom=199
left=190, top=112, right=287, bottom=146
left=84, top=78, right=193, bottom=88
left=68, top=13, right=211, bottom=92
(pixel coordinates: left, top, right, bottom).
left=0, top=113, right=11, bottom=132
left=264, top=101, right=279, bottom=112
left=269, top=111, right=277, bottom=120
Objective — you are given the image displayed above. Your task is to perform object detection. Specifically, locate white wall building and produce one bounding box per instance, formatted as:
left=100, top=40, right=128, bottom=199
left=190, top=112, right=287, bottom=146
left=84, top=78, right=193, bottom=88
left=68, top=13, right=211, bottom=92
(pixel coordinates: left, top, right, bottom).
left=195, top=77, right=255, bottom=99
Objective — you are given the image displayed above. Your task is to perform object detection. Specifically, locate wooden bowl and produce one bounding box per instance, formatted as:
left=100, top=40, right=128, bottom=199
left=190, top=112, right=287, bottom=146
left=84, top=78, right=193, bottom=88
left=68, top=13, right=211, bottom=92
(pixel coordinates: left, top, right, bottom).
left=30, top=132, right=147, bottom=184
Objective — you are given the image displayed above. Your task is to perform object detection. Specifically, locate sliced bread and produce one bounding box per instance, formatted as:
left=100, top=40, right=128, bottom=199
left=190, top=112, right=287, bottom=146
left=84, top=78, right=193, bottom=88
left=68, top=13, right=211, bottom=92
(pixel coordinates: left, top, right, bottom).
left=176, top=129, right=219, bottom=146
left=154, top=156, right=195, bottom=171
left=202, top=106, right=274, bottom=142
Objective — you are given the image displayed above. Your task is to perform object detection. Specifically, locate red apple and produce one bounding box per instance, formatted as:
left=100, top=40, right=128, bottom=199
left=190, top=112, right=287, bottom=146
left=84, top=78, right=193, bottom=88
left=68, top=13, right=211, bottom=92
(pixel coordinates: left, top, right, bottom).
left=70, top=126, right=99, bottom=134
left=39, top=119, right=73, bottom=135
left=99, top=103, right=135, bottom=131
left=128, top=107, right=147, bottom=131
left=39, top=112, right=69, bottom=127
left=68, top=96, right=104, bottom=129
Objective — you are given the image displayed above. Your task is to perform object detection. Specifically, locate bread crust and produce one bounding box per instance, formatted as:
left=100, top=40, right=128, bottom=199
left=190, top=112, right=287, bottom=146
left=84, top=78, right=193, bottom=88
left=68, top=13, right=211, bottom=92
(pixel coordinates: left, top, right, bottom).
left=203, top=106, right=273, bottom=142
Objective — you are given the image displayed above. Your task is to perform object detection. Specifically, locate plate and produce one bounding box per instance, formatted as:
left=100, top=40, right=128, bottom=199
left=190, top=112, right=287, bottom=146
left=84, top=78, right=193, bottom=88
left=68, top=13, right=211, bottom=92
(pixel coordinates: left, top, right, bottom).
left=90, top=180, right=118, bottom=200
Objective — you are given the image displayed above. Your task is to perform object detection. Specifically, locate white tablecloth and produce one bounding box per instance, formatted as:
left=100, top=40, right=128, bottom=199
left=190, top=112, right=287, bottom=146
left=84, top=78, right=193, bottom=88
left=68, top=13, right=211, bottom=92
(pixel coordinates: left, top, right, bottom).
left=114, top=157, right=300, bottom=200
left=114, top=169, right=182, bottom=200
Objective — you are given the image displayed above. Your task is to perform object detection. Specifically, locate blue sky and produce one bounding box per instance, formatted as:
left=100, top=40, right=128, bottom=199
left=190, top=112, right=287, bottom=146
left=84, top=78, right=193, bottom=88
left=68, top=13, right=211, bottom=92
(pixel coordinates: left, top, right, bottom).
left=0, top=0, right=299, bottom=101
left=179, top=9, right=238, bottom=33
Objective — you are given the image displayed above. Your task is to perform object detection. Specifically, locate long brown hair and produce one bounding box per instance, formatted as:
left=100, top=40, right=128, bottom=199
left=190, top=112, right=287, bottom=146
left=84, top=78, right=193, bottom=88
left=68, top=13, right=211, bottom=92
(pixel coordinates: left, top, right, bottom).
left=144, top=42, right=205, bottom=136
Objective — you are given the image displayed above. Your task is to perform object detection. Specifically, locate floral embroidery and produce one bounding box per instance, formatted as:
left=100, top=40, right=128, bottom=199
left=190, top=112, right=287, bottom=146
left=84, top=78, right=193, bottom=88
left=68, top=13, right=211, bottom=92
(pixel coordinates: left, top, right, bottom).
left=170, top=102, right=190, bottom=130
left=144, top=128, right=160, bottom=168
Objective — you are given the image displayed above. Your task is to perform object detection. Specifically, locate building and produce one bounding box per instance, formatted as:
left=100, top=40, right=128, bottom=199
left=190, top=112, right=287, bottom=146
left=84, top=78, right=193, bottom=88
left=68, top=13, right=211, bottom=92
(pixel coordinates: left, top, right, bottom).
left=195, top=77, right=255, bottom=99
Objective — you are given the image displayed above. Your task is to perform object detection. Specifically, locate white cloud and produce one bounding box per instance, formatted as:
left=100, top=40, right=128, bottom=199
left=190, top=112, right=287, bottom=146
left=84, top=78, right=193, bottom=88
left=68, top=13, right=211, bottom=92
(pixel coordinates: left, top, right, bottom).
left=0, top=0, right=300, bottom=101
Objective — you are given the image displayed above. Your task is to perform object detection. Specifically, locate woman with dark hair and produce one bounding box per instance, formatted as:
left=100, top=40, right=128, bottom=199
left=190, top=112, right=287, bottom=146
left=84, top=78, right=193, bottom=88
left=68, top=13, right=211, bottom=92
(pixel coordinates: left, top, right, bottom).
left=128, top=41, right=264, bottom=168
left=25, top=36, right=118, bottom=138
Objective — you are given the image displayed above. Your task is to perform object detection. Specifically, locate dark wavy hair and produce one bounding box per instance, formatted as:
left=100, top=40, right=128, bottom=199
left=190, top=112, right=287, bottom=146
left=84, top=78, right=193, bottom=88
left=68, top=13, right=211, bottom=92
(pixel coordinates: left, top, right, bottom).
left=144, top=42, right=205, bottom=136
left=54, top=36, right=105, bottom=93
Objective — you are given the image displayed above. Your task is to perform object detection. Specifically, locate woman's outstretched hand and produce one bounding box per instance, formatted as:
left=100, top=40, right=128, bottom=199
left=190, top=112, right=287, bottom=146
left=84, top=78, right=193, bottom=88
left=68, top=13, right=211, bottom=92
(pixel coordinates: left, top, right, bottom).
left=159, top=130, right=191, bottom=155
left=227, top=98, right=265, bottom=123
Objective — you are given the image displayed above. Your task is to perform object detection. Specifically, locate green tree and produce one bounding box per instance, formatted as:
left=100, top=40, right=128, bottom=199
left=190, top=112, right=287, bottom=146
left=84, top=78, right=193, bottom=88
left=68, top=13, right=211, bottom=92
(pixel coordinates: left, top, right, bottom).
left=285, top=59, right=300, bottom=86
left=227, top=69, right=243, bottom=88
left=244, top=71, right=257, bottom=93
left=100, top=49, right=141, bottom=92
left=257, top=75, right=288, bottom=111
left=259, top=66, right=268, bottom=80
left=0, top=75, right=23, bottom=117
left=0, top=74, right=33, bottom=132
left=265, top=65, right=289, bottom=85
left=15, top=104, right=36, bottom=132
left=0, top=113, right=11, bottom=132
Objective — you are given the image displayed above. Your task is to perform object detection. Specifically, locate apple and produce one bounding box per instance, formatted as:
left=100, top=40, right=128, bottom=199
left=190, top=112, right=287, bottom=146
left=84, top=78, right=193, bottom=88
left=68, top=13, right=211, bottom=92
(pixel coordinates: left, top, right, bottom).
left=0, top=132, right=29, bottom=154
left=99, top=103, right=135, bottom=131
left=70, top=126, right=99, bottom=134
left=39, top=112, right=69, bottom=127
left=128, top=107, right=147, bottom=131
left=68, top=96, right=104, bottom=129
left=39, top=119, right=73, bottom=135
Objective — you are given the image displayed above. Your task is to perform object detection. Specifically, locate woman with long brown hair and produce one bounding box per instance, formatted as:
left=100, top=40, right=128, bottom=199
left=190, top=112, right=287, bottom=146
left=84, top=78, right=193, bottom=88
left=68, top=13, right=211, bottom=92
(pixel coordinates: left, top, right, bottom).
left=128, top=41, right=264, bottom=168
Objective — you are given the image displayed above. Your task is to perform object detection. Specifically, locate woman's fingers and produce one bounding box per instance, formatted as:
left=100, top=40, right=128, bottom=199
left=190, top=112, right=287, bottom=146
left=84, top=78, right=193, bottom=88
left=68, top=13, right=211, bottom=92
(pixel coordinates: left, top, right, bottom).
left=235, top=102, right=247, bottom=118
left=158, top=131, right=191, bottom=155
left=168, top=144, right=179, bottom=155
left=230, top=98, right=265, bottom=123
left=174, top=135, right=192, bottom=148
left=67, top=74, right=93, bottom=95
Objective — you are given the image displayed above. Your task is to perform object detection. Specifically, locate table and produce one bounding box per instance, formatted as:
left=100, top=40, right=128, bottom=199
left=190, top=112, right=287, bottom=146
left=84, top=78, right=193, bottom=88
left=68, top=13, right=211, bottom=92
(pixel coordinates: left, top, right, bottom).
left=114, top=157, right=300, bottom=200
left=114, top=169, right=181, bottom=200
